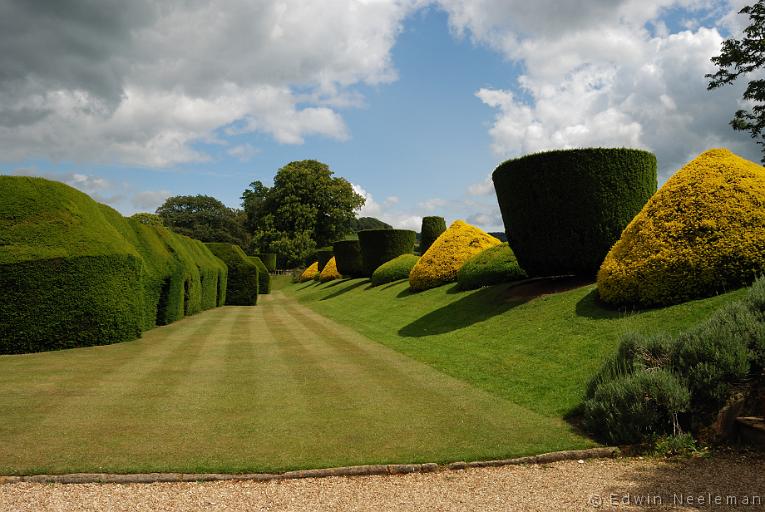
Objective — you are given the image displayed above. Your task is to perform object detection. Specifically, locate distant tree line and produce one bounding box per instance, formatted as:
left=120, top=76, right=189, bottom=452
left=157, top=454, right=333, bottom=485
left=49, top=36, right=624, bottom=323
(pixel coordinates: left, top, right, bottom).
left=152, top=159, right=397, bottom=268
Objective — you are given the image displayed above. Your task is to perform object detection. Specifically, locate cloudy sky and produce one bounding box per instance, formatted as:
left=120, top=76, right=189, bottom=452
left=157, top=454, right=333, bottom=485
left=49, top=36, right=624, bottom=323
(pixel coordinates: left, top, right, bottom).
left=0, top=0, right=759, bottom=231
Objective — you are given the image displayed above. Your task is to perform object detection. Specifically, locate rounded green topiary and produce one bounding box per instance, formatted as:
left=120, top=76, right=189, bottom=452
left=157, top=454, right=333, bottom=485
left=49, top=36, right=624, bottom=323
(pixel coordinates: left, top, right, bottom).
left=420, top=216, right=446, bottom=254
left=206, top=243, right=259, bottom=306
left=492, top=148, right=657, bottom=277
left=316, top=247, right=334, bottom=272
left=0, top=176, right=227, bottom=354
left=254, top=252, right=277, bottom=272
left=247, top=256, right=272, bottom=294
left=371, top=254, right=420, bottom=286
left=333, top=239, right=364, bottom=277
left=456, top=243, right=527, bottom=290
left=358, top=229, right=416, bottom=277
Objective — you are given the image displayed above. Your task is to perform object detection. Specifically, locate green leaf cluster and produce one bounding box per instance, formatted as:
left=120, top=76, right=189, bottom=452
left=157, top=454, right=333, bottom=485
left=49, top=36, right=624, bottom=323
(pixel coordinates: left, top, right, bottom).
left=156, top=195, right=248, bottom=247
left=707, top=0, right=765, bottom=162
left=242, top=160, right=364, bottom=267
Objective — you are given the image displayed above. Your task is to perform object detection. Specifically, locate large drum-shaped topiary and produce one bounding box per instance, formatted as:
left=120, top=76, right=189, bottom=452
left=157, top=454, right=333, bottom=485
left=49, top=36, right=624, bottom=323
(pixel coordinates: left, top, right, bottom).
left=420, top=216, right=446, bottom=254
left=358, top=229, right=416, bottom=276
left=598, top=148, right=765, bottom=307
left=492, top=148, right=657, bottom=277
left=333, top=239, right=364, bottom=277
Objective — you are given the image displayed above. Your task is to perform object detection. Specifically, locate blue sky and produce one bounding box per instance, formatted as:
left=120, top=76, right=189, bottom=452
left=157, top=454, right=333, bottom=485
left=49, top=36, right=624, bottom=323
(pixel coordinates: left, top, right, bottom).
left=0, top=0, right=759, bottom=231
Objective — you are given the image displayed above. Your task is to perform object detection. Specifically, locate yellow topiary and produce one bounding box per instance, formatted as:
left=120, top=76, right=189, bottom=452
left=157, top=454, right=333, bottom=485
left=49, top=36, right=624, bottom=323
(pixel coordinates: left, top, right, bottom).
left=409, top=220, right=501, bottom=291
left=597, top=148, right=765, bottom=307
left=299, top=261, right=320, bottom=282
left=319, top=256, right=342, bottom=282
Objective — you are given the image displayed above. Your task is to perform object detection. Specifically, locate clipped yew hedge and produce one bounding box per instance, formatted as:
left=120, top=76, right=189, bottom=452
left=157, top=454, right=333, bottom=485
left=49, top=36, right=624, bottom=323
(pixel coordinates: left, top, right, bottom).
left=371, top=254, right=419, bottom=286
left=457, top=243, right=527, bottom=290
left=205, top=243, right=259, bottom=306
left=333, top=239, right=364, bottom=277
left=598, top=148, right=765, bottom=307
left=420, top=216, right=446, bottom=254
left=316, top=247, right=334, bottom=271
left=254, top=252, right=277, bottom=272
left=492, top=148, right=657, bottom=277
left=0, top=177, right=227, bottom=354
left=358, top=229, right=416, bottom=276
left=247, top=256, right=272, bottom=294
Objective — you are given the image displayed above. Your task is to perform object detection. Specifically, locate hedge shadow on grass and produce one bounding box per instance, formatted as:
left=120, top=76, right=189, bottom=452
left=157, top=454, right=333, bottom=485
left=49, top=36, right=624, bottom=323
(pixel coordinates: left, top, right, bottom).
left=399, top=284, right=531, bottom=337
left=575, top=288, right=642, bottom=320
left=380, top=279, right=408, bottom=290
left=319, top=279, right=371, bottom=300
left=400, top=277, right=595, bottom=337
left=322, top=277, right=356, bottom=289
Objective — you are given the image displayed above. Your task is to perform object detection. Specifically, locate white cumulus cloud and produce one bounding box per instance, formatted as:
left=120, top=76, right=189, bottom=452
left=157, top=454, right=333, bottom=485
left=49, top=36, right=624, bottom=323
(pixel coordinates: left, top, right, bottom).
left=0, top=0, right=419, bottom=167
left=440, top=0, right=760, bottom=179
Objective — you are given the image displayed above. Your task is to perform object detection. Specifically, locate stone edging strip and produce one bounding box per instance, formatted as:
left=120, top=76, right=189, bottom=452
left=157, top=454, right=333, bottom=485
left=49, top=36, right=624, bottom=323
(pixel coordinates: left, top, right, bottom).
left=0, top=447, right=619, bottom=485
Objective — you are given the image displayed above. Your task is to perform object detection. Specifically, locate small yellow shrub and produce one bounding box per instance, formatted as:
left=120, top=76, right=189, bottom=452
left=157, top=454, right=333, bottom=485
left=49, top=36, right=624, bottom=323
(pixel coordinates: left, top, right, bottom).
left=299, top=261, right=320, bottom=282
left=409, top=220, right=501, bottom=291
left=319, top=256, right=342, bottom=282
left=597, top=148, right=765, bottom=307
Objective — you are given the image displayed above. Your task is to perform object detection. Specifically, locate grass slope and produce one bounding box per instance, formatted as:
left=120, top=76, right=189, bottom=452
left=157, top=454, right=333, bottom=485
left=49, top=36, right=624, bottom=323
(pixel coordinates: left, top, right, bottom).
left=285, top=277, right=746, bottom=418
left=0, top=290, right=588, bottom=475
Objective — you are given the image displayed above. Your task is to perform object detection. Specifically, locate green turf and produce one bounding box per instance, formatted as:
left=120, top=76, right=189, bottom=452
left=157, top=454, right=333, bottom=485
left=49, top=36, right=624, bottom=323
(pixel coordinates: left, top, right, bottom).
left=0, top=289, right=591, bottom=475
left=284, top=277, right=747, bottom=418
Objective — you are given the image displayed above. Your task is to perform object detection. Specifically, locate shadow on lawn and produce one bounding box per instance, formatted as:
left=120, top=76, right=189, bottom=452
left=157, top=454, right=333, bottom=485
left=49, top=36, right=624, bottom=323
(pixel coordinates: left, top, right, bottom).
left=398, top=283, right=530, bottom=337
left=319, top=279, right=370, bottom=300
left=400, top=276, right=595, bottom=337
left=575, top=287, right=645, bottom=320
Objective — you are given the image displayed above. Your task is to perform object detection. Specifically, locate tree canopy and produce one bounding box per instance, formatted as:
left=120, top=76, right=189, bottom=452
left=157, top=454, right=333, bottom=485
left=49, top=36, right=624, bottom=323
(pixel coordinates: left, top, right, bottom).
left=351, top=217, right=392, bottom=231
left=707, top=0, right=765, bottom=161
left=242, top=160, right=365, bottom=267
left=155, top=195, right=248, bottom=247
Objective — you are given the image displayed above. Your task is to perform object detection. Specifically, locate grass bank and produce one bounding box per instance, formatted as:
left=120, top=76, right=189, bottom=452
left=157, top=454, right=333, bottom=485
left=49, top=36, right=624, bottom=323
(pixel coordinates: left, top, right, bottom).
left=285, top=277, right=746, bottom=418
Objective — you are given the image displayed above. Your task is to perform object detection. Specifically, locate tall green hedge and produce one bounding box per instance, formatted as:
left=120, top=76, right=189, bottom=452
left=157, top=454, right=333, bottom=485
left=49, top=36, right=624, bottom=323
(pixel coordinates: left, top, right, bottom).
left=247, top=256, right=271, bottom=294
left=205, top=243, right=259, bottom=305
left=316, top=247, right=334, bottom=272
left=0, top=177, right=227, bottom=354
left=333, top=239, right=364, bottom=277
left=492, top=148, right=657, bottom=277
left=255, top=252, right=277, bottom=272
left=420, top=216, right=446, bottom=254
left=358, top=229, right=416, bottom=276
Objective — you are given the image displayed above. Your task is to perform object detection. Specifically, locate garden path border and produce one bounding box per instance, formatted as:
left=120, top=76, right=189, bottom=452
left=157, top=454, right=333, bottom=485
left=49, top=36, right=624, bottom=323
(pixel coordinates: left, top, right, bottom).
left=0, top=447, right=619, bottom=485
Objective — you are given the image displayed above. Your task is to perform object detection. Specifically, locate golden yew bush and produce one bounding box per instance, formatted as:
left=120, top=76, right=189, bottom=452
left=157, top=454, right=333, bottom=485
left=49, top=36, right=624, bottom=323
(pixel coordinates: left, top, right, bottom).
left=299, top=261, right=320, bottom=282
left=319, top=256, right=342, bottom=282
left=409, top=220, right=501, bottom=291
left=597, top=148, right=765, bottom=307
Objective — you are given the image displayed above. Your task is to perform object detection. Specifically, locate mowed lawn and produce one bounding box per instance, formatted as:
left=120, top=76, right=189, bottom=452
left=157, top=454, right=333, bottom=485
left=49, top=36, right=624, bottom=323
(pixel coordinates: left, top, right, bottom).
left=0, top=284, right=591, bottom=475
left=286, top=277, right=747, bottom=419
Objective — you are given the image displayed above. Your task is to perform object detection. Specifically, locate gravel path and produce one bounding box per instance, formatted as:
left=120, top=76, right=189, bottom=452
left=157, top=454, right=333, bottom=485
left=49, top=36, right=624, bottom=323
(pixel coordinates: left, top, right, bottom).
left=2, top=454, right=764, bottom=511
